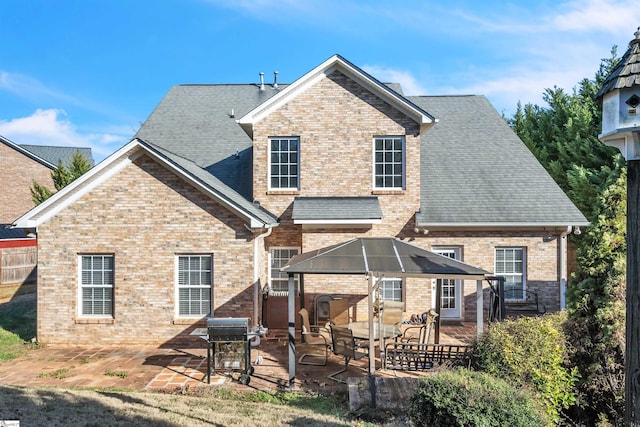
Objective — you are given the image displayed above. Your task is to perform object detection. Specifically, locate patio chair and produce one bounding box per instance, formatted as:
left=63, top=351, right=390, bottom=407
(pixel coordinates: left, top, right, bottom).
left=399, top=309, right=439, bottom=345
left=328, top=325, right=368, bottom=382
left=297, top=308, right=330, bottom=366
left=328, top=299, right=351, bottom=325
left=380, top=300, right=404, bottom=326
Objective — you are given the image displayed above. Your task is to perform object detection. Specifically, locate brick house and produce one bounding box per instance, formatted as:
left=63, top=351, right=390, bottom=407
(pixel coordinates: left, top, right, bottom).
left=0, top=135, right=93, bottom=298
left=12, top=55, right=588, bottom=346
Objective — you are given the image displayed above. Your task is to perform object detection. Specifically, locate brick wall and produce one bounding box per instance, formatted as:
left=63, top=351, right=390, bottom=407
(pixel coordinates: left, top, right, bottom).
left=0, top=143, right=54, bottom=223
left=36, top=154, right=256, bottom=346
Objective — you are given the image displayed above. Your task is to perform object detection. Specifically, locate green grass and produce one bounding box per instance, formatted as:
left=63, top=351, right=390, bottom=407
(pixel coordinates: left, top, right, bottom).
left=0, top=296, right=37, bottom=361
left=104, top=369, right=128, bottom=379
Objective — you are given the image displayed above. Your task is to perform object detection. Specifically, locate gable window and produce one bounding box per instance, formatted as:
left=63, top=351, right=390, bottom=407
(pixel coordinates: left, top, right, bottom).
left=378, top=278, right=403, bottom=302
left=495, top=247, right=526, bottom=300
left=373, top=136, right=405, bottom=189
left=79, top=254, right=114, bottom=317
left=269, top=137, right=299, bottom=190
left=269, top=247, right=299, bottom=296
left=177, top=255, right=212, bottom=317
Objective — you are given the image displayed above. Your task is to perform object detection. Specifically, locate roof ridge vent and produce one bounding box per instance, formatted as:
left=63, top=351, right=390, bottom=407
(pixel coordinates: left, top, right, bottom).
left=259, top=72, right=265, bottom=91
left=273, top=71, right=278, bottom=89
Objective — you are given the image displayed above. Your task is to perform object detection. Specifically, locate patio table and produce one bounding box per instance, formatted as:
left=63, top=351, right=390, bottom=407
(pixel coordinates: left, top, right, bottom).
left=335, top=321, right=401, bottom=341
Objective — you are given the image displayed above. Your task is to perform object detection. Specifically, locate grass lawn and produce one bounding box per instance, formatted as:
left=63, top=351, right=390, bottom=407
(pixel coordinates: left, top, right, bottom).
left=0, top=294, right=37, bottom=361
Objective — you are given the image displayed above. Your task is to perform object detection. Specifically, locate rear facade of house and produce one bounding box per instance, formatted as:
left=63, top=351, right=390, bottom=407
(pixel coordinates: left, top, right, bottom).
left=13, top=55, right=588, bottom=346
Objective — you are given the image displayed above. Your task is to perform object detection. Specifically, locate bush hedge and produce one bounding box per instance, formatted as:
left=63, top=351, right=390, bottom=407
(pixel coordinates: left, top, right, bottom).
left=473, top=313, right=578, bottom=424
left=409, top=368, right=546, bottom=427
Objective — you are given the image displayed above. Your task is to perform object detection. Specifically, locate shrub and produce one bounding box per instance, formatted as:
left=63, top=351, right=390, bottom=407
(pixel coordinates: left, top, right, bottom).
left=473, top=313, right=578, bottom=424
left=409, top=368, right=546, bottom=427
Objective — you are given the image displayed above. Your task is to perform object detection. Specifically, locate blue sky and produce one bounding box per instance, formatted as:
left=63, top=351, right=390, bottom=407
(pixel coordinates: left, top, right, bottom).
left=1, top=0, right=638, bottom=163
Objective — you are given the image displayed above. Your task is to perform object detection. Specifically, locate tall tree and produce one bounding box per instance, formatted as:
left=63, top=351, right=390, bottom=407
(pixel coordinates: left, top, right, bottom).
left=510, top=47, right=623, bottom=222
left=31, top=151, right=92, bottom=205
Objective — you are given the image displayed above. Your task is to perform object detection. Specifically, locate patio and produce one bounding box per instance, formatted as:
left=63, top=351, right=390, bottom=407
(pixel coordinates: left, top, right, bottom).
left=0, top=323, right=476, bottom=394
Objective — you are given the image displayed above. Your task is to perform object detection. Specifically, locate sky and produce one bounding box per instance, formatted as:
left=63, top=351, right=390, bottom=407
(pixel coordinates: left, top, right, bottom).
left=1, top=0, right=639, bottom=163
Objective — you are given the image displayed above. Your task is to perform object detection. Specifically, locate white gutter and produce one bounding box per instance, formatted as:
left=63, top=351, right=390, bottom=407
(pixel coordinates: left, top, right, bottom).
left=559, top=226, right=572, bottom=310
left=252, top=225, right=273, bottom=327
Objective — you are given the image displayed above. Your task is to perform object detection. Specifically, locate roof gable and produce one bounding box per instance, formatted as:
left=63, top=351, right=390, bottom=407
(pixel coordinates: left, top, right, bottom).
left=236, top=54, right=436, bottom=138
left=12, top=139, right=279, bottom=230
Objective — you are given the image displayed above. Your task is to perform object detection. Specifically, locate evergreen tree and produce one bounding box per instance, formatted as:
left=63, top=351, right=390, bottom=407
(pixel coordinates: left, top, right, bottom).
left=31, top=151, right=92, bottom=205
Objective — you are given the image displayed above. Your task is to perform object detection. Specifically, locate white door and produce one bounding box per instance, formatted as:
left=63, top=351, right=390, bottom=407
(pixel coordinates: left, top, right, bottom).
left=432, top=247, right=462, bottom=319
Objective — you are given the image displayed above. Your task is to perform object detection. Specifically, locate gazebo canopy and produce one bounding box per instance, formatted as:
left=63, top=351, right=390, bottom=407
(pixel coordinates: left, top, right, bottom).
left=280, top=237, right=491, bottom=389
left=281, top=237, right=489, bottom=279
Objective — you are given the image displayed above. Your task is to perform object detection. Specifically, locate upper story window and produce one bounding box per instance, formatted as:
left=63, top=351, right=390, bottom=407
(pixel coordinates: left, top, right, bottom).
left=373, top=136, right=405, bottom=190
left=79, top=254, right=114, bottom=317
left=176, top=254, right=213, bottom=317
left=495, top=247, right=526, bottom=301
left=269, top=137, right=299, bottom=190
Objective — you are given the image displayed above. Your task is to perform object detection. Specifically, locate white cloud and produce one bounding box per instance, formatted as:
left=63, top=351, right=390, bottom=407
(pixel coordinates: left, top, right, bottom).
left=362, top=65, right=427, bottom=96
left=0, top=109, right=128, bottom=162
left=551, top=0, right=640, bottom=33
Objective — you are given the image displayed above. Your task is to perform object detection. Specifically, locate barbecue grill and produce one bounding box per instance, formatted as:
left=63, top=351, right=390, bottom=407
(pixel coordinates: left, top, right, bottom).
left=206, top=317, right=254, bottom=385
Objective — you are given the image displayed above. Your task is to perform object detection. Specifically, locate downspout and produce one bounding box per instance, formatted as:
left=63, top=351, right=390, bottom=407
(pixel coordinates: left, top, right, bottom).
left=559, top=226, right=572, bottom=310
left=252, top=225, right=273, bottom=328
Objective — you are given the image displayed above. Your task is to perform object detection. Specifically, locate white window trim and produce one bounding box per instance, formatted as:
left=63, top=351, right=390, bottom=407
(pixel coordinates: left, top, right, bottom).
left=494, top=247, right=527, bottom=301
left=372, top=135, right=406, bottom=190
left=268, top=136, right=300, bottom=191
left=268, top=247, right=300, bottom=296
left=174, top=254, right=213, bottom=318
left=77, top=254, right=114, bottom=318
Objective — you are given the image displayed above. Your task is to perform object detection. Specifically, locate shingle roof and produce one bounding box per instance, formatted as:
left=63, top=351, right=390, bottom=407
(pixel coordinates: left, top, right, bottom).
left=292, top=197, right=382, bottom=222
left=19, top=144, right=95, bottom=168
left=596, top=27, right=640, bottom=98
left=135, top=73, right=587, bottom=228
left=411, top=95, right=588, bottom=226
left=136, top=84, right=284, bottom=200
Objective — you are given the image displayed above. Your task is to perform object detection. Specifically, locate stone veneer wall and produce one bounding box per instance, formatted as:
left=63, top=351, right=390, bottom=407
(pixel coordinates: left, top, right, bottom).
left=0, top=142, right=55, bottom=223
left=36, top=154, right=256, bottom=346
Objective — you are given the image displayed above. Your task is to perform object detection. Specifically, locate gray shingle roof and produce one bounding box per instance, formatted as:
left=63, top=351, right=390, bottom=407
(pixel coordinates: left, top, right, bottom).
left=411, top=95, right=588, bottom=226
left=19, top=144, right=95, bottom=168
left=135, top=84, right=285, bottom=200
left=135, top=77, right=587, bottom=228
left=292, top=197, right=382, bottom=221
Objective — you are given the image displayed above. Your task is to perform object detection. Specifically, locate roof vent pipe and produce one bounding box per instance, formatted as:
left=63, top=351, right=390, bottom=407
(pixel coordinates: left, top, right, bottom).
left=259, top=72, right=265, bottom=91
left=273, top=71, right=279, bottom=89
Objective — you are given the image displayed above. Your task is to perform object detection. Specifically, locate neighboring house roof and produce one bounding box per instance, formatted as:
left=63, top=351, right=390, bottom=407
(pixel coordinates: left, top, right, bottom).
left=0, top=135, right=57, bottom=169
left=12, top=139, right=279, bottom=229
left=19, top=144, right=95, bottom=168
left=412, top=95, right=589, bottom=228
left=292, top=196, right=382, bottom=225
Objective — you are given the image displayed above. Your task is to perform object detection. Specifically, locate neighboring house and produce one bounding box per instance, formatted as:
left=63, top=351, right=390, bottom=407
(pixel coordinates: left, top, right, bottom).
left=0, top=135, right=94, bottom=297
left=12, top=55, right=588, bottom=346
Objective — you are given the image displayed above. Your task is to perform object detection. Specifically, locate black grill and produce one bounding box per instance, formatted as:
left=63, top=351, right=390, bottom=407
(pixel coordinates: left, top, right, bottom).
left=207, top=317, right=249, bottom=342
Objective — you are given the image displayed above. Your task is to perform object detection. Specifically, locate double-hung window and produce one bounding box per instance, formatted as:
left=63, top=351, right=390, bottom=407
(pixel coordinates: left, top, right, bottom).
left=495, top=247, right=526, bottom=300
left=177, top=255, right=212, bottom=317
left=373, top=136, right=405, bottom=189
left=80, top=254, right=114, bottom=316
left=378, top=277, right=403, bottom=302
left=269, top=137, right=299, bottom=190
left=269, top=247, right=299, bottom=296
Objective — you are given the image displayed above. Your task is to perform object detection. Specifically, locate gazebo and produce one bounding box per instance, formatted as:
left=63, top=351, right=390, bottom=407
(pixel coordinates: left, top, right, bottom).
left=280, top=237, right=491, bottom=387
